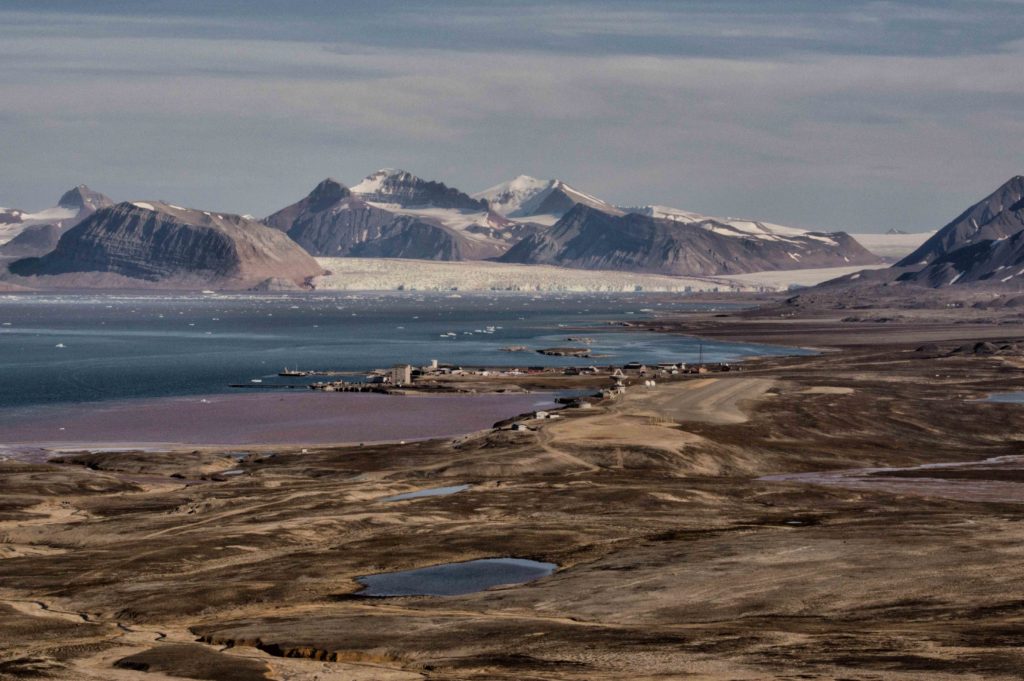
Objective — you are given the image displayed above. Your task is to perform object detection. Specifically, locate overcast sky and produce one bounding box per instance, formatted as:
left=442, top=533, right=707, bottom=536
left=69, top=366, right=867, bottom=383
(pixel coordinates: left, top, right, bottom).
left=1, top=0, right=1022, bottom=232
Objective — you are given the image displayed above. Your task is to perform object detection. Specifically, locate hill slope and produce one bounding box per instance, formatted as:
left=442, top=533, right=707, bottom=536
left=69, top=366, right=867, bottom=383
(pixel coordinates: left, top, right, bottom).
left=898, top=176, right=1024, bottom=267
left=499, top=204, right=880, bottom=276
left=792, top=175, right=1024, bottom=303
left=8, top=201, right=322, bottom=289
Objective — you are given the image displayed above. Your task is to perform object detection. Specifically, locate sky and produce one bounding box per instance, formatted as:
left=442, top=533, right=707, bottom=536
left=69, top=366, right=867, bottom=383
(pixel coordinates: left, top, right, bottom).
left=0, top=0, right=1022, bottom=233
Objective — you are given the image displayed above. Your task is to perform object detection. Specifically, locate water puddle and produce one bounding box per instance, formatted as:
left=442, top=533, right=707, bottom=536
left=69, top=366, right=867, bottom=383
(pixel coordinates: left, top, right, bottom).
left=763, top=455, right=1024, bottom=503
left=379, top=484, right=471, bottom=502
left=355, top=557, right=556, bottom=597
left=983, top=391, right=1024, bottom=403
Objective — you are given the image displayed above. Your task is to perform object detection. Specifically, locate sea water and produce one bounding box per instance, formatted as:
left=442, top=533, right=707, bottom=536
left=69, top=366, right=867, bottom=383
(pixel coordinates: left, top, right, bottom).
left=0, top=291, right=806, bottom=410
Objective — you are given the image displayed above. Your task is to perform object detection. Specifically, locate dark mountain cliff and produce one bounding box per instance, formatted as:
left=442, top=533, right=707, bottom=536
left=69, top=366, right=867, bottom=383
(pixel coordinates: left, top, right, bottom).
left=898, top=176, right=1024, bottom=267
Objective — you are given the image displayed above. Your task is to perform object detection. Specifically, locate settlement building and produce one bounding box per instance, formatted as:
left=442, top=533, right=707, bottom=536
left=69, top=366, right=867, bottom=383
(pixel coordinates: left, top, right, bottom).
left=391, top=364, right=412, bottom=386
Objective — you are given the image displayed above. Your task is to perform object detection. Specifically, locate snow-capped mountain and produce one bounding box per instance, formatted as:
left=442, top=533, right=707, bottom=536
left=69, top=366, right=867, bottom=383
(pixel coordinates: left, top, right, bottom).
left=352, top=169, right=487, bottom=211
left=479, top=176, right=883, bottom=273
left=479, top=176, right=835, bottom=247
left=265, top=170, right=881, bottom=274
left=266, top=172, right=542, bottom=261
left=474, top=175, right=624, bottom=226
left=4, top=170, right=891, bottom=284
left=0, top=185, right=113, bottom=247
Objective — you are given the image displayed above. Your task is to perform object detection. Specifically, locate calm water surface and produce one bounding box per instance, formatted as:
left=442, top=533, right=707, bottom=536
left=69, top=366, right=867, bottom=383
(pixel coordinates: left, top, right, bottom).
left=984, top=391, right=1024, bottom=403
left=0, top=292, right=806, bottom=410
left=380, top=484, right=473, bottom=502
left=356, top=557, right=557, bottom=596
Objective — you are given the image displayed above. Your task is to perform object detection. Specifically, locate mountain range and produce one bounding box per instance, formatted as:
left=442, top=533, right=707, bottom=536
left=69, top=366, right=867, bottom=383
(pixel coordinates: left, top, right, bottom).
left=261, top=169, right=879, bottom=273
left=0, top=168, right=956, bottom=290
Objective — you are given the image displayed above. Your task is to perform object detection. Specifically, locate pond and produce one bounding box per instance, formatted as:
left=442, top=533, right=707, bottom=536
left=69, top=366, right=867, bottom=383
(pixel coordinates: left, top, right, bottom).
left=983, top=391, right=1024, bottom=403
left=355, top=557, right=556, bottom=597
left=380, top=484, right=472, bottom=502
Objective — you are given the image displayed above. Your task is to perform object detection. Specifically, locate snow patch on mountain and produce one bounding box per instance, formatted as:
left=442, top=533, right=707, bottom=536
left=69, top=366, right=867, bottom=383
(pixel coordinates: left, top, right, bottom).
left=473, top=175, right=555, bottom=217
left=350, top=168, right=401, bottom=196
left=0, top=206, right=76, bottom=245
left=475, top=176, right=623, bottom=223
left=0, top=186, right=113, bottom=246
left=625, top=205, right=824, bottom=245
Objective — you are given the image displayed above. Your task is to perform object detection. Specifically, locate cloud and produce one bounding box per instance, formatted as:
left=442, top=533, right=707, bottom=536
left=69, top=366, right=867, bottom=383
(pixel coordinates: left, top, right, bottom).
left=0, top=1, right=1022, bottom=232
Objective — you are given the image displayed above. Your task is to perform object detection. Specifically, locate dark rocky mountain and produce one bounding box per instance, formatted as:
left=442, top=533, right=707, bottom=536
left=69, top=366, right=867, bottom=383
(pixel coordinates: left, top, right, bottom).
left=499, top=204, right=880, bottom=276
left=801, top=175, right=1024, bottom=297
left=898, top=176, right=1024, bottom=267
left=263, top=178, right=352, bottom=232
left=266, top=176, right=531, bottom=260
left=351, top=169, right=487, bottom=211
left=8, top=201, right=322, bottom=289
left=894, top=229, right=1024, bottom=288
left=57, top=184, right=115, bottom=214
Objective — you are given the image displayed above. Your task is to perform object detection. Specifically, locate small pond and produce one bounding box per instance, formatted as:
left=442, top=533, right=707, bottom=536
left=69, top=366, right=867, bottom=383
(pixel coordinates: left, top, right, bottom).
left=380, top=484, right=472, bottom=503
left=355, top=557, right=556, bottom=597
left=984, top=391, right=1024, bottom=403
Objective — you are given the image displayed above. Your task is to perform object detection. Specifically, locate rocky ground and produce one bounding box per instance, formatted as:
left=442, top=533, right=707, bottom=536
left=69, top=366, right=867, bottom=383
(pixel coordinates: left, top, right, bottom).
left=1, top=309, right=1023, bottom=680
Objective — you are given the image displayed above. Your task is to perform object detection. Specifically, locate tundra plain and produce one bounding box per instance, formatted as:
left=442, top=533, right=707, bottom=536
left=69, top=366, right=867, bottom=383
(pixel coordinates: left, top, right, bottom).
left=2, top=308, right=1024, bottom=680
